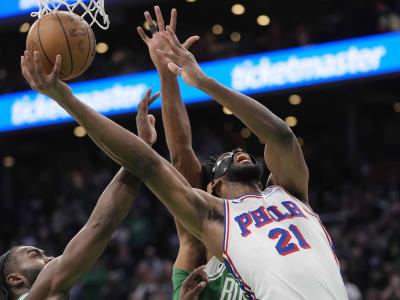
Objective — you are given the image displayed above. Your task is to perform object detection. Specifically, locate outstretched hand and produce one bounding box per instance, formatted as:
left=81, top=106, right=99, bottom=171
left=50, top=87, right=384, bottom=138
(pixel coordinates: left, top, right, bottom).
left=156, top=26, right=207, bottom=88
left=21, top=50, right=71, bottom=101
left=136, top=88, right=160, bottom=146
left=179, top=266, right=208, bottom=300
left=137, top=6, right=199, bottom=73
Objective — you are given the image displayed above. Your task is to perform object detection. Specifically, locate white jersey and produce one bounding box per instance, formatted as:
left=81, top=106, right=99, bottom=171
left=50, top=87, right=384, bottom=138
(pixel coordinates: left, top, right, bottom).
left=223, top=186, right=348, bottom=300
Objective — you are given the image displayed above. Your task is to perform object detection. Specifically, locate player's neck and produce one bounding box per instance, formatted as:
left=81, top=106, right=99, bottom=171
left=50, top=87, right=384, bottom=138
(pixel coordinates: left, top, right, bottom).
left=13, top=287, right=29, bottom=300
left=219, top=181, right=261, bottom=199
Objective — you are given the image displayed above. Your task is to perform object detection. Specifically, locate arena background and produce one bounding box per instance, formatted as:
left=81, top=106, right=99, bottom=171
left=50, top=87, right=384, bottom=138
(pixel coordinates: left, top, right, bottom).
left=1, top=0, right=400, bottom=299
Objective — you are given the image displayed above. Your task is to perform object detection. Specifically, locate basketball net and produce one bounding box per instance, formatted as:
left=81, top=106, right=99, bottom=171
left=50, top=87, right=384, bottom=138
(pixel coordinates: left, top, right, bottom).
left=31, top=0, right=110, bottom=30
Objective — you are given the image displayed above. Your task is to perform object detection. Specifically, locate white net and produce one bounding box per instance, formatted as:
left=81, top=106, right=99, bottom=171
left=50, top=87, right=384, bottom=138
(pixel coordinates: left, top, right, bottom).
left=31, top=0, right=110, bottom=30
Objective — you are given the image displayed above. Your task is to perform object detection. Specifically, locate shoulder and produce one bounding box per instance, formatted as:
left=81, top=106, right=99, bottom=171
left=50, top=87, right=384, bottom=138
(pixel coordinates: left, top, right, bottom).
left=26, top=256, right=69, bottom=300
left=263, top=185, right=312, bottom=209
left=193, top=189, right=224, bottom=207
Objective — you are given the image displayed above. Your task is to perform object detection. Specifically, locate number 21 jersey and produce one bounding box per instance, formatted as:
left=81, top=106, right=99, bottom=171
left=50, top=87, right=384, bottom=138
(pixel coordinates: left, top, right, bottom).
left=223, top=186, right=348, bottom=300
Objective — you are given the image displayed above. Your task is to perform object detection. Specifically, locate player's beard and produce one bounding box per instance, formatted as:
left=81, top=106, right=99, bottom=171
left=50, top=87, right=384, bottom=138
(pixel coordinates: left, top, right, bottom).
left=23, top=266, right=43, bottom=286
left=224, top=162, right=263, bottom=184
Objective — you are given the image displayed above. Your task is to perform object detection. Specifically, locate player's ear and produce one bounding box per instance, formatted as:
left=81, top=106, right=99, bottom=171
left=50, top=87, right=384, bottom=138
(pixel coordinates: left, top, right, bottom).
left=207, top=178, right=221, bottom=196
left=7, top=273, right=25, bottom=289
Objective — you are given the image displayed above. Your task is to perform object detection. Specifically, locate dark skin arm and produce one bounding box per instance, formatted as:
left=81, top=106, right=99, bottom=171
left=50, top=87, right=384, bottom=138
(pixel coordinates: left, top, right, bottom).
left=138, top=6, right=204, bottom=272
left=157, top=27, right=309, bottom=203
left=21, top=71, right=159, bottom=299
left=179, top=266, right=208, bottom=300
left=20, top=51, right=223, bottom=256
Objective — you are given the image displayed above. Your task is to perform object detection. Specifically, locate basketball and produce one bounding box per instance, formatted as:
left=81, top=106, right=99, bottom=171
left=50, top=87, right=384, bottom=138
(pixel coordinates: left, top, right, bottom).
left=26, top=11, right=96, bottom=81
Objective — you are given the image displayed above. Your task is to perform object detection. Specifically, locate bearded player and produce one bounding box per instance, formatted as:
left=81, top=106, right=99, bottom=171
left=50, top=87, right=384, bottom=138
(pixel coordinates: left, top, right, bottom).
left=137, top=6, right=245, bottom=299
left=21, top=21, right=348, bottom=298
left=0, top=87, right=159, bottom=300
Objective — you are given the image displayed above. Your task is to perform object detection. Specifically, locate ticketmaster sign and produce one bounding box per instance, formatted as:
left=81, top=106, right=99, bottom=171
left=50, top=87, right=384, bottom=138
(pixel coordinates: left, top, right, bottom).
left=1, top=32, right=400, bottom=132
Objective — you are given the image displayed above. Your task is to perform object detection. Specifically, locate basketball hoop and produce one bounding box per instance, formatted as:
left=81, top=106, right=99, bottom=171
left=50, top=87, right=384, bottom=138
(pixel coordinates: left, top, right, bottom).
left=31, top=0, right=110, bottom=30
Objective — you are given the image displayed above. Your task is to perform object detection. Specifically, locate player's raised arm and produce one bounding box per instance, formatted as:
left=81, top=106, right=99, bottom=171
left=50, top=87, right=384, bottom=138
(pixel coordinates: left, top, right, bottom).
left=138, top=6, right=201, bottom=186
left=20, top=50, right=219, bottom=247
left=23, top=89, right=158, bottom=299
left=157, top=27, right=309, bottom=203
left=138, top=6, right=205, bottom=273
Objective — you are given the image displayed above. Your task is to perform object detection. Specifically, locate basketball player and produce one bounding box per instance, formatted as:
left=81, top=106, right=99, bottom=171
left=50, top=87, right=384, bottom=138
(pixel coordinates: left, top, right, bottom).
left=0, top=86, right=159, bottom=300
left=21, top=35, right=348, bottom=298
left=137, top=6, right=245, bottom=299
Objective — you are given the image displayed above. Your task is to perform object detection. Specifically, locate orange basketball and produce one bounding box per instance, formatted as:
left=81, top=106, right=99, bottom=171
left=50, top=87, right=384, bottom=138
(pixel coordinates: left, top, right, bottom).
left=26, top=11, right=96, bottom=81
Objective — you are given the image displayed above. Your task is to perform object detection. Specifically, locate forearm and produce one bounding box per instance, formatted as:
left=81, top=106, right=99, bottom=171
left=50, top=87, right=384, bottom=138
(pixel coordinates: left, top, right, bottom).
left=43, top=168, right=141, bottom=294
left=161, top=75, right=193, bottom=155
left=52, top=90, right=205, bottom=239
left=85, top=167, right=141, bottom=234
left=199, top=77, right=294, bottom=144
left=160, top=73, right=202, bottom=186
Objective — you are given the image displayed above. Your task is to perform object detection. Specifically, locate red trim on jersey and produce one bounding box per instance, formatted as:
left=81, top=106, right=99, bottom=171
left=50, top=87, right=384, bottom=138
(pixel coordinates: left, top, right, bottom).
left=224, top=200, right=231, bottom=253
left=303, top=209, right=339, bottom=265
left=239, top=195, right=263, bottom=201
left=223, top=252, right=257, bottom=300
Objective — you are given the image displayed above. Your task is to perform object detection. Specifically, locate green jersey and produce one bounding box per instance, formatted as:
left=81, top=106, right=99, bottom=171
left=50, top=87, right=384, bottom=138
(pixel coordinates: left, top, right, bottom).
left=17, top=294, right=28, bottom=300
left=172, top=257, right=245, bottom=300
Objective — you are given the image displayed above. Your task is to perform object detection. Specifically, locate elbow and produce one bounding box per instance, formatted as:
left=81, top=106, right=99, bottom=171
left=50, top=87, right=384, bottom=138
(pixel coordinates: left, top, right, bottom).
left=169, top=145, right=193, bottom=166
left=125, top=152, right=163, bottom=182
left=274, top=123, right=296, bottom=146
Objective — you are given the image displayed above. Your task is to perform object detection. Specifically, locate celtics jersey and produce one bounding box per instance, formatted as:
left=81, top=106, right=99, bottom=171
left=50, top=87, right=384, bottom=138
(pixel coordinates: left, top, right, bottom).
left=18, top=294, right=28, bottom=300
left=172, top=257, right=245, bottom=300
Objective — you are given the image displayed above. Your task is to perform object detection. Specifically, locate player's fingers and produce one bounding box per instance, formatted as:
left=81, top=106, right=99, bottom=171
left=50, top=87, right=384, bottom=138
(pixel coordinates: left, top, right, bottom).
left=21, top=56, right=34, bottom=86
left=144, top=11, right=155, bottom=31
left=140, top=88, right=153, bottom=107
left=166, top=26, right=185, bottom=50
left=167, top=62, right=183, bottom=76
left=182, top=36, right=200, bottom=50
left=169, top=8, right=177, bottom=32
left=149, top=91, right=160, bottom=105
left=50, top=54, right=62, bottom=78
left=156, top=49, right=179, bottom=62
left=24, top=50, right=43, bottom=84
left=148, top=114, right=156, bottom=127
left=23, top=50, right=36, bottom=75
left=185, top=265, right=207, bottom=282
left=154, top=6, right=165, bottom=31
left=160, top=32, right=180, bottom=54
left=186, top=281, right=206, bottom=297
left=33, top=51, right=45, bottom=77
left=137, top=26, right=150, bottom=43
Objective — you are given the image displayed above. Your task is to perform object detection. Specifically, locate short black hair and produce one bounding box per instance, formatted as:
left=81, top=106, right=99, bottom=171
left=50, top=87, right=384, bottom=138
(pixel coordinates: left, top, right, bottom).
left=0, top=246, right=21, bottom=300
left=200, top=154, right=219, bottom=190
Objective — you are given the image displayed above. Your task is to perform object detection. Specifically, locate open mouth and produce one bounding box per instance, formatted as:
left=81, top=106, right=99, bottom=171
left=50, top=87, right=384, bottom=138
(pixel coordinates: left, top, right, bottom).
left=235, top=153, right=252, bottom=164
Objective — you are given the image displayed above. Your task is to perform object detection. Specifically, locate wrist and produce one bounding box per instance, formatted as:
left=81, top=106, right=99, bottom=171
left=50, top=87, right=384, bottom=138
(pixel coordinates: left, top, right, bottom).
left=52, top=84, right=73, bottom=103
left=197, top=75, right=212, bottom=90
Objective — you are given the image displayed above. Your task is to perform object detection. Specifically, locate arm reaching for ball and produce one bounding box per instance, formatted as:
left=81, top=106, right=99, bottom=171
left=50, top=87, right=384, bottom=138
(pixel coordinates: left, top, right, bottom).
left=19, top=61, right=157, bottom=299
left=20, top=51, right=224, bottom=258
left=157, top=27, right=310, bottom=203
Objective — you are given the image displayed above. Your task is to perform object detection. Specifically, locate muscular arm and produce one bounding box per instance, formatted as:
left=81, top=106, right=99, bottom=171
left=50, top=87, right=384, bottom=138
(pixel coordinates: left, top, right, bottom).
left=161, top=73, right=206, bottom=271
left=158, top=28, right=309, bottom=202
left=198, top=78, right=309, bottom=202
left=139, top=6, right=204, bottom=272
left=28, top=168, right=141, bottom=299
left=22, top=51, right=222, bottom=280
left=21, top=79, right=159, bottom=299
